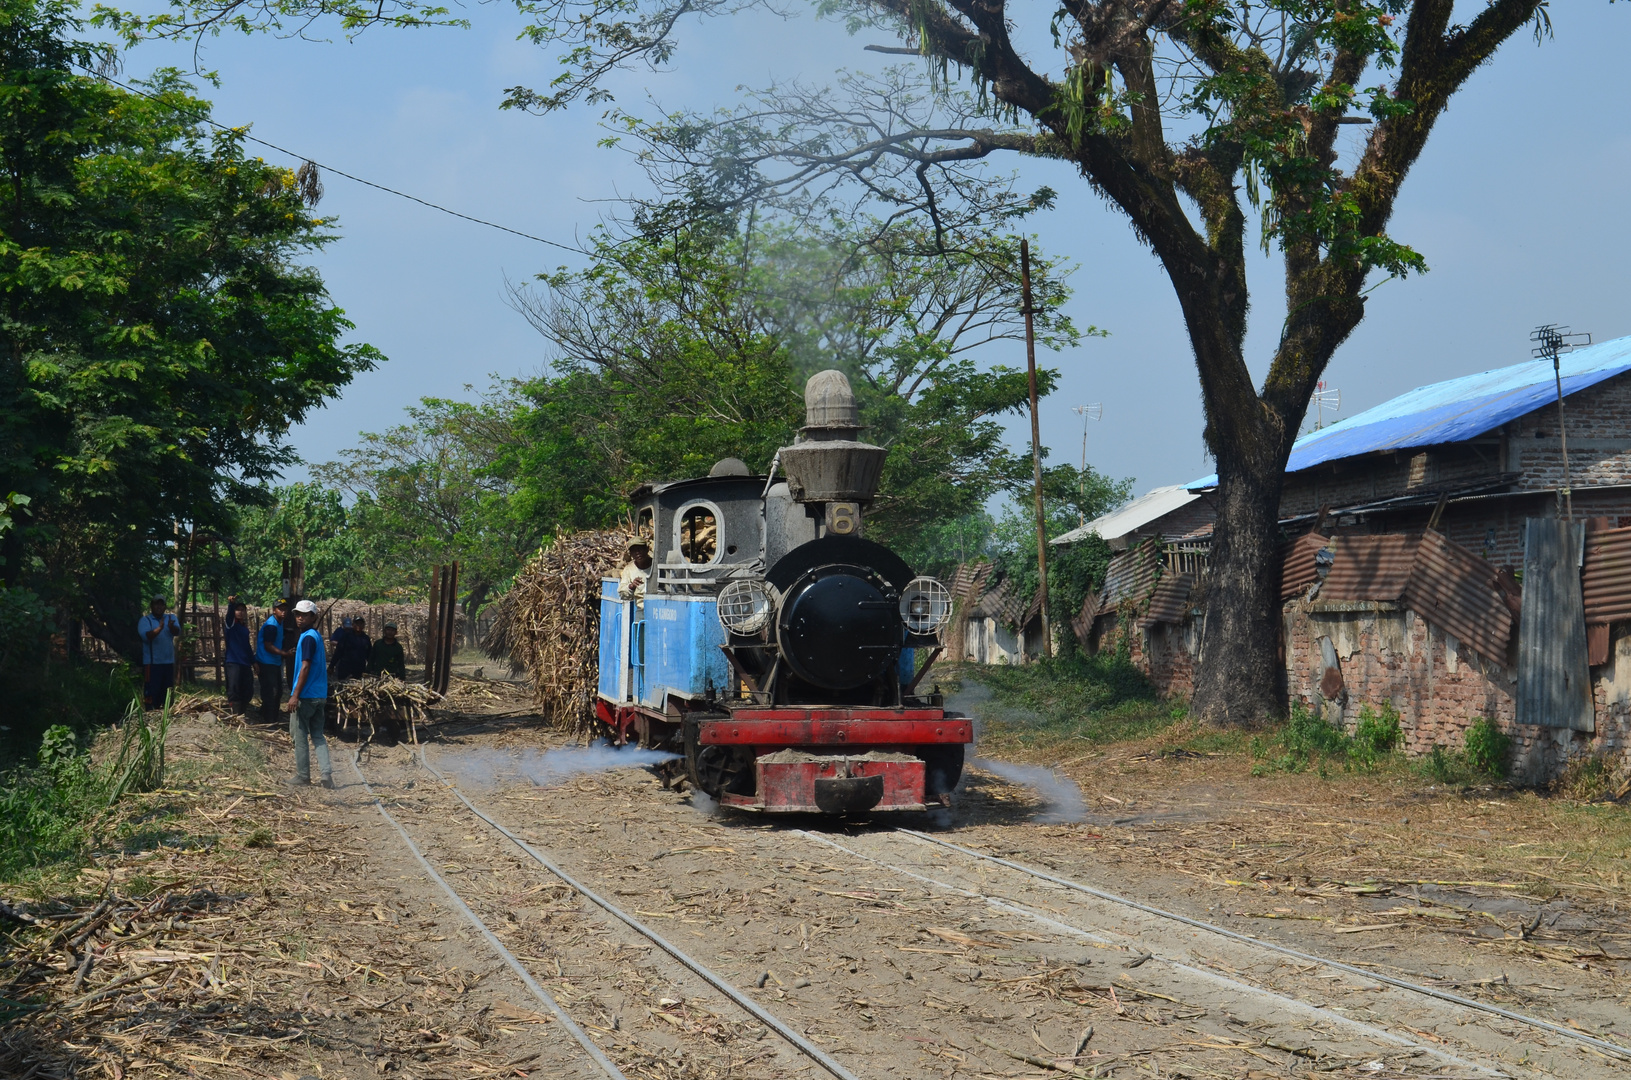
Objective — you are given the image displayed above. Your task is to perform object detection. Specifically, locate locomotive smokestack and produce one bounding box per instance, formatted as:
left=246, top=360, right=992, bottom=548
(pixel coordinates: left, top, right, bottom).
left=779, top=370, right=887, bottom=508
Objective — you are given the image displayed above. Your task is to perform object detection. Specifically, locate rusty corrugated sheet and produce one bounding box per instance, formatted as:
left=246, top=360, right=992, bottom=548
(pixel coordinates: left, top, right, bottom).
left=968, top=577, right=1032, bottom=628
left=1582, top=524, right=1631, bottom=624
left=1320, top=535, right=1420, bottom=601
left=1021, top=589, right=1044, bottom=629
left=1517, top=518, right=1593, bottom=731
left=950, top=561, right=994, bottom=604
left=1401, top=530, right=1513, bottom=665
left=1280, top=532, right=1329, bottom=601
left=1071, top=591, right=1101, bottom=642
left=1100, top=538, right=1162, bottom=608
left=1140, top=572, right=1194, bottom=628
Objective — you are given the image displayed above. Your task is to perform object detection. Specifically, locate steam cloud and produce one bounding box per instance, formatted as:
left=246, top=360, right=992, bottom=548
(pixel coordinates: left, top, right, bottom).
left=431, top=742, right=678, bottom=790
left=970, top=757, right=1088, bottom=823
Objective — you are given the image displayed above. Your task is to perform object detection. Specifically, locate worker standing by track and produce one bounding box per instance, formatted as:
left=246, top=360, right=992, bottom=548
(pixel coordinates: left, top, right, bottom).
left=256, top=599, right=290, bottom=725
left=369, top=621, right=407, bottom=679
left=282, top=599, right=334, bottom=789
left=222, top=597, right=254, bottom=716
left=137, top=596, right=182, bottom=709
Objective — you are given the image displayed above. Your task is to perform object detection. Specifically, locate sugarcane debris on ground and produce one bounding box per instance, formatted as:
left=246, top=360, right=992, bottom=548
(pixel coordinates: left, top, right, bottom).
left=2, top=698, right=1629, bottom=1079
left=481, top=529, right=633, bottom=737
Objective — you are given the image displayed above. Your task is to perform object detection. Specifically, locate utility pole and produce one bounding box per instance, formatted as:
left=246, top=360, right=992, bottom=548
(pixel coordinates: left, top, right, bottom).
left=1072, top=404, right=1103, bottom=527
left=1020, top=240, right=1051, bottom=660
left=1530, top=324, right=1592, bottom=521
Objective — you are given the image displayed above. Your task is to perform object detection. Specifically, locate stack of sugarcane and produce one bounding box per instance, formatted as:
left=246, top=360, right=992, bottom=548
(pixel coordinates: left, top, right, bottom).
left=482, top=528, right=633, bottom=736
left=333, top=676, right=440, bottom=744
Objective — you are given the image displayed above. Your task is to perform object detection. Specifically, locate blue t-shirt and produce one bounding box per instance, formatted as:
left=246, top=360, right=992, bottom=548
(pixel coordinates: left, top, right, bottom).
left=256, top=616, right=283, bottom=665
left=223, top=614, right=254, bottom=666
left=138, top=613, right=180, bottom=665
left=292, top=628, right=329, bottom=700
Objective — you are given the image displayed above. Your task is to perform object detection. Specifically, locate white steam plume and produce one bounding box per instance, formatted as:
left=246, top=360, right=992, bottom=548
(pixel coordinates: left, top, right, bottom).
left=431, top=741, right=678, bottom=790
left=969, top=757, right=1088, bottom=823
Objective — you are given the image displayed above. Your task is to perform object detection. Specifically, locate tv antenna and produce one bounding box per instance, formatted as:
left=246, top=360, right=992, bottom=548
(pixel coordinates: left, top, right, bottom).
left=1072, top=403, right=1104, bottom=527
left=1310, top=381, right=1341, bottom=430
left=1531, top=324, right=1591, bottom=520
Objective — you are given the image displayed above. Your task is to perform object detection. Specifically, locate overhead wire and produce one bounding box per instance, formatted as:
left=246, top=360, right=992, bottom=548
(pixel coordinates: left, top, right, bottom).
left=77, top=65, right=586, bottom=255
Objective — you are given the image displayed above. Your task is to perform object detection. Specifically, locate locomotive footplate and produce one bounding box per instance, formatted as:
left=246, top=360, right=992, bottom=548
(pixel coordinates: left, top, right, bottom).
left=700, top=709, right=972, bottom=813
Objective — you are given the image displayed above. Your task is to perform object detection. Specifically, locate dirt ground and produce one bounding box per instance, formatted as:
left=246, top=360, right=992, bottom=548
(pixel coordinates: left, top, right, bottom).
left=4, top=668, right=1629, bottom=1079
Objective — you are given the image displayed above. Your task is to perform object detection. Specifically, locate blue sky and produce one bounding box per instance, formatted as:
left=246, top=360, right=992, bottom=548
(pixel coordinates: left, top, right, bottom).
left=132, top=3, right=1630, bottom=497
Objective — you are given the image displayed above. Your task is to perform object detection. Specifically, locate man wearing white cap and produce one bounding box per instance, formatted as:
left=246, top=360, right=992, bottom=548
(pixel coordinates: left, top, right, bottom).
left=282, top=599, right=334, bottom=788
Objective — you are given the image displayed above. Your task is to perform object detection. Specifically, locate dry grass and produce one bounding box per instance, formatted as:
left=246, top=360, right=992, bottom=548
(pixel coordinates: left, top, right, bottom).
left=0, top=718, right=537, bottom=1080
left=482, top=529, right=633, bottom=736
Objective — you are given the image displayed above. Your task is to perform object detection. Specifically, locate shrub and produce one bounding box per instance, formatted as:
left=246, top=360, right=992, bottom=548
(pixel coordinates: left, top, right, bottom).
left=0, top=697, right=172, bottom=881
left=1463, top=717, right=1511, bottom=779
left=1418, top=718, right=1511, bottom=786
left=1254, top=701, right=1405, bottom=775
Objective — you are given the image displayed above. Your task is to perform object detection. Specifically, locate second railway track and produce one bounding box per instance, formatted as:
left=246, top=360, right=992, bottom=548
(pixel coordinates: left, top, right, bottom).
left=350, top=747, right=861, bottom=1080
left=355, top=739, right=1628, bottom=1079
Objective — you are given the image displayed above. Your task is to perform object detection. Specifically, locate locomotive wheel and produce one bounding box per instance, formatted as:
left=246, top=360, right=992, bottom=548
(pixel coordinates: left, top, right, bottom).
left=918, top=744, right=965, bottom=801
left=683, top=718, right=755, bottom=798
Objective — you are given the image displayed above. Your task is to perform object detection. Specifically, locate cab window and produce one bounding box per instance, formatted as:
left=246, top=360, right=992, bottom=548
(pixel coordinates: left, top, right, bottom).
left=679, top=505, right=719, bottom=564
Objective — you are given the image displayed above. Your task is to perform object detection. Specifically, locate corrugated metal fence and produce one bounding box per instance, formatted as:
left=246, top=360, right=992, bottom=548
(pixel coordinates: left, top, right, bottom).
left=1517, top=519, right=1593, bottom=732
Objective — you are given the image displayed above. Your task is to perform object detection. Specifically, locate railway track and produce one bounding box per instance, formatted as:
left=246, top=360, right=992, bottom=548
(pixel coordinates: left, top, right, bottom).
left=896, top=829, right=1631, bottom=1062
left=362, top=741, right=1626, bottom=1078
left=348, top=748, right=861, bottom=1080
left=791, top=826, right=1631, bottom=1075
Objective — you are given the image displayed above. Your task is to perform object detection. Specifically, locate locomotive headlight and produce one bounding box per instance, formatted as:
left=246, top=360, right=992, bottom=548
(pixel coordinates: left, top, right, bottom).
left=899, top=576, right=952, bottom=635
left=717, top=579, right=775, bottom=635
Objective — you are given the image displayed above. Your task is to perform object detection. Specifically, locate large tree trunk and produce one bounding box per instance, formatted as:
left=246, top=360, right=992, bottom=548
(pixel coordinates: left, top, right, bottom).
left=1190, top=452, right=1290, bottom=726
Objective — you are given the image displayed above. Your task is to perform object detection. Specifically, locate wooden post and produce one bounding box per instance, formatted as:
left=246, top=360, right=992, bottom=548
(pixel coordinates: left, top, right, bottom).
left=438, top=562, right=460, bottom=693
left=212, top=590, right=222, bottom=687
left=1021, top=239, right=1052, bottom=660
left=178, top=524, right=198, bottom=682
left=426, top=564, right=443, bottom=686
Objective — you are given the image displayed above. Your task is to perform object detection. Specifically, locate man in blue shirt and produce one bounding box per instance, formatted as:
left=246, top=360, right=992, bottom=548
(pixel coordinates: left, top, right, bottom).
left=283, top=599, right=334, bottom=788
left=138, top=596, right=182, bottom=709
left=222, top=597, right=254, bottom=716
left=256, top=599, right=290, bottom=725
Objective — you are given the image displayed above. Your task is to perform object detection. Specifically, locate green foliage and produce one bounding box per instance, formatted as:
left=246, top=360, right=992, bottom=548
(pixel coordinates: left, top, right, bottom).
left=508, top=218, right=1098, bottom=554
left=1420, top=717, right=1511, bottom=784
left=985, top=467, right=1132, bottom=651
left=1253, top=701, right=1404, bottom=775
left=0, top=582, right=49, bottom=671
left=0, top=0, right=379, bottom=655
left=228, top=483, right=367, bottom=603
left=969, top=652, right=1171, bottom=754
left=0, top=695, right=169, bottom=880
left=314, top=389, right=547, bottom=611
left=1463, top=717, right=1511, bottom=779
left=1351, top=702, right=1403, bottom=766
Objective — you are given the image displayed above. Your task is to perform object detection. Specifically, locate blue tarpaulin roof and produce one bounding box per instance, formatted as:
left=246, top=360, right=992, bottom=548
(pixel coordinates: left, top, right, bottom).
left=1186, top=334, right=1631, bottom=491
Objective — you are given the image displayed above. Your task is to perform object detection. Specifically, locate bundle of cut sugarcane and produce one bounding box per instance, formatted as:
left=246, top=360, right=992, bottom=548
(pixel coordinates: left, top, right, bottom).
left=482, top=528, right=633, bottom=736
left=333, top=676, right=440, bottom=744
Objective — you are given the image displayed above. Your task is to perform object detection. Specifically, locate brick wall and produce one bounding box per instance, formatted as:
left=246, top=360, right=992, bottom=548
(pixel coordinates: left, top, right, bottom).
left=1281, top=601, right=1631, bottom=784
left=1089, top=612, right=1199, bottom=700
left=1103, top=597, right=1631, bottom=784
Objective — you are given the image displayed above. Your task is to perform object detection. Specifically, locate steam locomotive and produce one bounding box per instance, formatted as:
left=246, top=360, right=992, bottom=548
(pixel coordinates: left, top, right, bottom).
left=596, top=370, right=970, bottom=813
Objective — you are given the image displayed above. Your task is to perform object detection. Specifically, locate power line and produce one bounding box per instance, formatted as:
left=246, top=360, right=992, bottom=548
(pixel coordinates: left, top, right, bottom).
left=79, top=66, right=586, bottom=256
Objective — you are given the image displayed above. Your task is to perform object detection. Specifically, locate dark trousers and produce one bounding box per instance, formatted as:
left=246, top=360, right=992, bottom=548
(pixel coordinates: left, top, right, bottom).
left=257, top=662, right=284, bottom=723
left=143, top=663, right=175, bottom=709
left=225, top=663, right=253, bottom=713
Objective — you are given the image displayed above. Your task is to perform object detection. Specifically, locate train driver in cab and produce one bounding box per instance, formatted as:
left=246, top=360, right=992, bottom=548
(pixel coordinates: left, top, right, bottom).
left=618, top=541, right=653, bottom=608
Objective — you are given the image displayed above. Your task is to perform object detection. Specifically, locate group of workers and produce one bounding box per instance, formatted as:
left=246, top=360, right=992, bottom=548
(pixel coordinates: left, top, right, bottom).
left=140, top=595, right=412, bottom=789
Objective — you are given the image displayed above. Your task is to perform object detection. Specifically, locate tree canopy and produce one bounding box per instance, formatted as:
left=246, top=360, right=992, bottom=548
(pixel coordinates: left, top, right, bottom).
left=118, top=0, right=1585, bottom=721
left=509, top=217, right=1116, bottom=559
left=0, top=0, right=380, bottom=655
